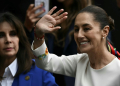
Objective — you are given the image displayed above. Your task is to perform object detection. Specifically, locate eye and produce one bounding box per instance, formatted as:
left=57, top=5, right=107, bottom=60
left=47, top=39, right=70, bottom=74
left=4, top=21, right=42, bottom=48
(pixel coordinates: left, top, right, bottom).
left=74, top=28, right=79, bottom=32
left=84, top=28, right=90, bottom=31
left=0, top=32, right=5, bottom=38
left=74, top=26, right=79, bottom=33
left=10, top=31, right=17, bottom=36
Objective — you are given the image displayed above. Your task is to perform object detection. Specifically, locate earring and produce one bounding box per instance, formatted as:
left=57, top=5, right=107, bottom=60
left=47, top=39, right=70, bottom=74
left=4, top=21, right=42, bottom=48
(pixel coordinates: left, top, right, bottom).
left=103, top=37, right=104, bottom=39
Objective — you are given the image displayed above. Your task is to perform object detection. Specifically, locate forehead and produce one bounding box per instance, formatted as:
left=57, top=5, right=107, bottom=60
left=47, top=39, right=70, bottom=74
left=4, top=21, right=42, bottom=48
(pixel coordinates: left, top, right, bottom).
left=0, top=22, right=15, bottom=31
left=75, top=12, right=100, bottom=26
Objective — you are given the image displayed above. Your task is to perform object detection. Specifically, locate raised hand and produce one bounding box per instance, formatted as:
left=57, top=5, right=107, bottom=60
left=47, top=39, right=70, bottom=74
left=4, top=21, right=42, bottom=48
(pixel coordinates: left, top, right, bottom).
left=24, top=4, right=45, bottom=31
left=35, top=6, right=68, bottom=35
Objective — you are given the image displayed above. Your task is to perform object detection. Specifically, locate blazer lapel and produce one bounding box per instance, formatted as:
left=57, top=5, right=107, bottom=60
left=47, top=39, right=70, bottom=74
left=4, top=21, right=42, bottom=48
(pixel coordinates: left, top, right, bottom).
left=12, top=73, right=33, bottom=86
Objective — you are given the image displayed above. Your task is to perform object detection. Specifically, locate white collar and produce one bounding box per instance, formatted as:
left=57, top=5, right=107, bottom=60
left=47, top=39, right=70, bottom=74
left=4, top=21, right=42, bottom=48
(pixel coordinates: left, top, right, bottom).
left=7, top=58, right=18, bottom=77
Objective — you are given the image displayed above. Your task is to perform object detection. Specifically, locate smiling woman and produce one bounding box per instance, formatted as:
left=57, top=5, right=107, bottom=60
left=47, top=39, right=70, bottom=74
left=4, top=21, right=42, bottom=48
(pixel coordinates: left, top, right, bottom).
left=0, top=12, right=58, bottom=86
left=74, top=12, right=107, bottom=54
left=32, top=5, right=120, bottom=86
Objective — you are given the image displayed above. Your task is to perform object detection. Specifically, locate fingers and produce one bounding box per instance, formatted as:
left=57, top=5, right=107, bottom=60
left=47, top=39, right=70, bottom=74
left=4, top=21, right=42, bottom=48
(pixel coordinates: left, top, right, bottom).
left=31, top=4, right=43, bottom=13
left=35, top=9, right=45, bottom=18
left=48, top=26, right=61, bottom=32
left=26, top=4, right=34, bottom=16
left=53, top=12, right=68, bottom=25
left=27, top=3, right=44, bottom=15
left=56, top=16, right=68, bottom=25
left=55, top=12, right=68, bottom=20
left=27, top=4, right=34, bottom=12
left=52, top=9, right=64, bottom=17
left=32, top=18, right=40, bottom=23
left=26, top=3, right=45, bottom=21
left=47, top=6, right=57, bottom=15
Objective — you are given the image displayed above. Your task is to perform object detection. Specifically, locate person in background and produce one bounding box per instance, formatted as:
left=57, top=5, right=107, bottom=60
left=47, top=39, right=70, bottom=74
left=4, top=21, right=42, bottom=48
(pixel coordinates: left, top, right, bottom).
left=32, top=5, right=120, bottom=86
left=0, top=0, right=34, bottom=24
left=0, top=0, right=45, bottom=44
left=0, top=12, right=58, bottom=86
left=24, top=3, right=45, bottom=44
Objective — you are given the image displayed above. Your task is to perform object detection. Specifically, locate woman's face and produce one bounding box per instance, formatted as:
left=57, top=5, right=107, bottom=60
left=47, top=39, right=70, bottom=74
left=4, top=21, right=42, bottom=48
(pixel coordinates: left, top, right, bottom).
left=0, top=22, right=19, bottom=58
left=74, top=12, right=103, bottom=53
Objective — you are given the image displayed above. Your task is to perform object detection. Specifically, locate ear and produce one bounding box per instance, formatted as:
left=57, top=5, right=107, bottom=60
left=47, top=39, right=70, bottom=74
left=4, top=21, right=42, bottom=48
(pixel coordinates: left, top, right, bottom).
left=102, top=25, right=109, bottom=38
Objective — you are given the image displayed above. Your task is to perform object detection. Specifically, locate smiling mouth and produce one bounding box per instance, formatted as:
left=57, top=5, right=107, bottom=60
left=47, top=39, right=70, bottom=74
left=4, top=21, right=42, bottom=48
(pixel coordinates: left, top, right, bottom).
left=80, top=41, right=89, bottom=45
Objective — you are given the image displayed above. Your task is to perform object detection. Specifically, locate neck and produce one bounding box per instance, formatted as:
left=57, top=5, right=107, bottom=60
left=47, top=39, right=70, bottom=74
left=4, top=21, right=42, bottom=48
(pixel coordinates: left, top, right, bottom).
left=88, top=46, right=115, bottom=69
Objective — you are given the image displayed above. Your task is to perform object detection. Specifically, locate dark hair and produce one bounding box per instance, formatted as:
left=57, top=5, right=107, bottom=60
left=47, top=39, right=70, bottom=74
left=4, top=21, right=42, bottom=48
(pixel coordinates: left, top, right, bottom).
left=77, top=5, right=115, bottom=52
left=0, top=12, right=34, bottom=77
left=78, top=5, right=115, bottom=31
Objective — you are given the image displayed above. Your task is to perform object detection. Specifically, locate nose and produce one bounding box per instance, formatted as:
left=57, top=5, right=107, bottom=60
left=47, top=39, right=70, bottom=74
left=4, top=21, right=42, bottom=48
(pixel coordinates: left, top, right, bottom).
left=78, top=29, right=84, bottom=38
left=5, top=35, right=12, bottom=44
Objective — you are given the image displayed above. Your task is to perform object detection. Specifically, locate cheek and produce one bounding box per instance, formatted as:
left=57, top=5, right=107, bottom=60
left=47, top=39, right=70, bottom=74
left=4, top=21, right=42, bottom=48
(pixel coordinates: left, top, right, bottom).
left=90, top=34, right=102, bottom=46
left=14, top=38, right=19, bottom=51
left=74, top=34, right=77, bottom=42
left=0, top=39, right=4, bottom=49
left=89, top=30, right=101, bottom=39
left=17, top=39, right=19, bottom=49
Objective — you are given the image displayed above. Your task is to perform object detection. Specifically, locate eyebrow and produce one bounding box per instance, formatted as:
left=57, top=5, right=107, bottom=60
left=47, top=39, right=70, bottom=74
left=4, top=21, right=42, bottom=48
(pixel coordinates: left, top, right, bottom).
left=74, top=25, right=78, bottom=27
left=82, top=24, right=90, bottom=27
left=74, top=23, right=90, bottom=28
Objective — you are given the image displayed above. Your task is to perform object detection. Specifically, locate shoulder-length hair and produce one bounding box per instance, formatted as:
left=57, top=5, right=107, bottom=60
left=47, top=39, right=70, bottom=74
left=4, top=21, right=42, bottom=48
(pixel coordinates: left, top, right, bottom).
left=0, top=12, right=34, bottom=77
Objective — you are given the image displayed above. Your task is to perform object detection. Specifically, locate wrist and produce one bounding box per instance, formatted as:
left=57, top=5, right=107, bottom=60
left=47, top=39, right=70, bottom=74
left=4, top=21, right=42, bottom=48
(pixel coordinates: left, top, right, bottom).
left=34, top=27, right=45, bottom=40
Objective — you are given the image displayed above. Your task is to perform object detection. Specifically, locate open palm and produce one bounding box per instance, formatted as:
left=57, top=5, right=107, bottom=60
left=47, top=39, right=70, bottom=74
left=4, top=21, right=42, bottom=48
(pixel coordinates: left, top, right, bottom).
left=36, top=6, right=68, bottom=34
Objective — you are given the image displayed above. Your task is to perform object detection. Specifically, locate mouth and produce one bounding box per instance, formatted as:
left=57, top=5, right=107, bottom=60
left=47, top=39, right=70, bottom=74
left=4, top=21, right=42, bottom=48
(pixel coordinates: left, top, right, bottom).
left=80, top=41, right=89, bottom=45
left=4, top=47, right=13, bottom=51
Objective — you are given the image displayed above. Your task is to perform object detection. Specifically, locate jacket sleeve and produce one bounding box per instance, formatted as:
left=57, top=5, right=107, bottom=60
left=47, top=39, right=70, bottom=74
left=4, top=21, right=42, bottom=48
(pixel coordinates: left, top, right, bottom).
left=42, top=70, right=58, bottom=86
left=32, top=41, right=85, bottom=77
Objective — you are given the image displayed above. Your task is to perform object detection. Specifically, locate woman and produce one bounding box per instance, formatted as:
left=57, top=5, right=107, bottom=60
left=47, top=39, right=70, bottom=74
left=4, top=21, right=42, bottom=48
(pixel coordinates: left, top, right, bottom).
left=47, top=0, right=92, bottom=85
left=0, top=12, right=58, bottom=86
left=32, top=5, right=120, bottom=86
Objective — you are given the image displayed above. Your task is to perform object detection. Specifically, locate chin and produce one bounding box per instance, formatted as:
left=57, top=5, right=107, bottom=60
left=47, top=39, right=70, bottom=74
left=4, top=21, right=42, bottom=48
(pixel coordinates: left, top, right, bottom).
left=79, top=48, right=90, bottom=53
left=5, top=53, right=16, bottom=57
left=6, top=54, right=15, bottom=57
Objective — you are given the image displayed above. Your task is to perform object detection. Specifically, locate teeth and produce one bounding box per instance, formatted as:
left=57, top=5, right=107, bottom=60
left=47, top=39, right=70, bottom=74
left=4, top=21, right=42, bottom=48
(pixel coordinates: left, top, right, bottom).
left=80, top=42, right=88, bottom=44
